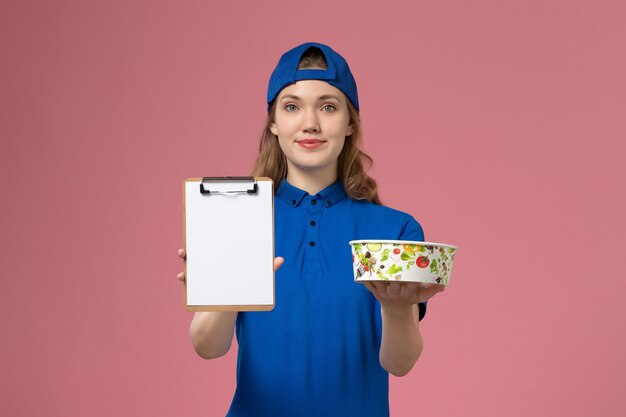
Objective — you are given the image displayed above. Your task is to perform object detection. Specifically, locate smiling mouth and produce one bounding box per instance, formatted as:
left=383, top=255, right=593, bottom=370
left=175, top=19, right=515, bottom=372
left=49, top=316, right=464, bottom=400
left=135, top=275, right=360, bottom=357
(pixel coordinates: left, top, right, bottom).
left=297, top=139, right=326, bottom=145
left=296, top=140, right=326, bottom=149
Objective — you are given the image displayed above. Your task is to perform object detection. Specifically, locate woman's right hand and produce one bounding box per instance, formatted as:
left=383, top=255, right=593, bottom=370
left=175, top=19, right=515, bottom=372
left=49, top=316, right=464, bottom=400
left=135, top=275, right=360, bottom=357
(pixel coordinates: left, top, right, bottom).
left=176, top=248, right=284, bottom=282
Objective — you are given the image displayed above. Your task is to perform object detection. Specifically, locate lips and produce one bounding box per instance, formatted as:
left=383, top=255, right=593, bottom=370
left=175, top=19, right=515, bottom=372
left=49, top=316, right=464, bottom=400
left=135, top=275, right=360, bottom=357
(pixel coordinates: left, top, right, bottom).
left=297, top=139, right=326, bottom=144
left=296, top=139, right=326, bottom=149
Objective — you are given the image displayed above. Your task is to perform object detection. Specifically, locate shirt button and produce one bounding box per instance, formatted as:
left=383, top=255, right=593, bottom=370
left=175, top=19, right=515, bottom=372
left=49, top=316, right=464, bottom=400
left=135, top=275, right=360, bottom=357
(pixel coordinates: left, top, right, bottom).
left=310, top=220, right=316, bottom=226
left=292, top=200, right=296, bottom=205
left=311, top=199, right=317, bottom=205
left=326, top=200, right=332, bottom=206
left=309, top=241, right=316, bottom=247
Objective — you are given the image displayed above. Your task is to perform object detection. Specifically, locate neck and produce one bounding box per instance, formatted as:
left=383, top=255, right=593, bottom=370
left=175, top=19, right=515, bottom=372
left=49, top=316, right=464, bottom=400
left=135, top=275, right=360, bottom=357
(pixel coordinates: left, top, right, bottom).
left=286, top=164, right=338, bottom=195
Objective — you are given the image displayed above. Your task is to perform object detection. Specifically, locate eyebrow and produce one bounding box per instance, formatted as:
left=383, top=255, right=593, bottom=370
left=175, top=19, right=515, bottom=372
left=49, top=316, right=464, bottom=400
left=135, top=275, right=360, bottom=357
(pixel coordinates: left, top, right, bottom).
left=279, top=94, right=342, bottom=102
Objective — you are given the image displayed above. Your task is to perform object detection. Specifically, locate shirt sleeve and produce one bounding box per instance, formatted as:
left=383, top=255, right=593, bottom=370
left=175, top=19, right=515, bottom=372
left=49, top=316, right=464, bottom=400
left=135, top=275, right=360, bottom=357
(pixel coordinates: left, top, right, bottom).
left=398, top=214, right=425, bottom=242
left=399, top=214, right=428, bottom=322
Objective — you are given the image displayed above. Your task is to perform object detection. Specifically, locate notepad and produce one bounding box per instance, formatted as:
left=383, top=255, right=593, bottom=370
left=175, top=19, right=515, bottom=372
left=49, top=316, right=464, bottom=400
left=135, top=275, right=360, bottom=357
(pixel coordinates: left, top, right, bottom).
left=183, top=177, right=275, bottom=311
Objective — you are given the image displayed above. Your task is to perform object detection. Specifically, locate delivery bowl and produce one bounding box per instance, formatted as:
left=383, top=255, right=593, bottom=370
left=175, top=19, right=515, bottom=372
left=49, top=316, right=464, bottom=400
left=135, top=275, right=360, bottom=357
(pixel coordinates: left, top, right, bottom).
left=349, top=240, right=458, bottom=286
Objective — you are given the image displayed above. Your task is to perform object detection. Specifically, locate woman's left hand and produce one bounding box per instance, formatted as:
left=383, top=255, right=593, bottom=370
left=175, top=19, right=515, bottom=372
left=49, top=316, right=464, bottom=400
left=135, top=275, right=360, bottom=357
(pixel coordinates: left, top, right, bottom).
left=363, top=281, right=445, bottom=313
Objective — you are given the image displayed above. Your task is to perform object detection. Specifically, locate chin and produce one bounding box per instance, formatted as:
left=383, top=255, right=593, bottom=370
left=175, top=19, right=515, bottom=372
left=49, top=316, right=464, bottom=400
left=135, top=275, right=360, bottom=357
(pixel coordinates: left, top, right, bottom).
left=294, top=161, right=336, bottom=173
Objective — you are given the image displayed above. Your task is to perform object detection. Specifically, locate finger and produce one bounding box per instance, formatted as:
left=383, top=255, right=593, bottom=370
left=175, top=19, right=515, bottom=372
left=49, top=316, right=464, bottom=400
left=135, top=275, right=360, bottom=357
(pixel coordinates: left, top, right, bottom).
left=387, top=282, right=402, bottom=297
left=274, top=257, right=285, bottom=271
left=372, top=281, right=387, bottom=293
left=363, top=281, right=376, bottom=293
left=178, top=248, right=186, bottom=260
left=177, top=272, right=185, bottom=282
left=419, top=284, right=446, bottom=300
left=401, top=282, right=419, bottom=298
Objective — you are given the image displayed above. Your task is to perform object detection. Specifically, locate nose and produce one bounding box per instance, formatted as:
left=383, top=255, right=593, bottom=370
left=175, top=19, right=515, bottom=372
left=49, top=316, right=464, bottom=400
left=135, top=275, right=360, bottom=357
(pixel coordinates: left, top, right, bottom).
left=301, top=108, right=320, bottom=132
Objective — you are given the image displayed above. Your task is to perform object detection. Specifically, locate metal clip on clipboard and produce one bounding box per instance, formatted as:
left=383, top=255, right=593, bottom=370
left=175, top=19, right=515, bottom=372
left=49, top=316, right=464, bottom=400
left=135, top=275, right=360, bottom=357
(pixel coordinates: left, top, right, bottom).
left=199, top=176, right=258, bottom=195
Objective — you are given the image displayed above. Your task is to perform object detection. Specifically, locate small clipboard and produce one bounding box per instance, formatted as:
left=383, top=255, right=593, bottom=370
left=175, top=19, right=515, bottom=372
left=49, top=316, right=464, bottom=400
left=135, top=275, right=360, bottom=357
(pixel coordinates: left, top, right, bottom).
left=183, top=176, right=275, bottom=311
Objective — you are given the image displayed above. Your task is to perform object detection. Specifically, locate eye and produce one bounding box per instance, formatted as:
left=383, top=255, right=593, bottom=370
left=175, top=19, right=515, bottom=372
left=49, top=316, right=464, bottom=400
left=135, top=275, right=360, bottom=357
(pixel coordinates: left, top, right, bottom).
left=285, top=104, right=297, bottom=112
left=322, top=104, right=336, bottom=112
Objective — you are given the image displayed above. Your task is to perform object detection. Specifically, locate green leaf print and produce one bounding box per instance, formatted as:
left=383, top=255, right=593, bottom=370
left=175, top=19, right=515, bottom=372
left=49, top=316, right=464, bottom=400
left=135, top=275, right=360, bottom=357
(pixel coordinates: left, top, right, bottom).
left=388, top=264, right=403, bottom=274
left=400, top=252, right=414, bottom=261
left=429, top=259, right=439, bottom=275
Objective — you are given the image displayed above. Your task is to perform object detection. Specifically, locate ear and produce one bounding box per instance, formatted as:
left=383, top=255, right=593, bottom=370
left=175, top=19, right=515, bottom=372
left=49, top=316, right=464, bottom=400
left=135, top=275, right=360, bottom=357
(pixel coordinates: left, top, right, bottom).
left=346, top=123, right=354, bottom=137
left=270, top=122, right=278, bottom=136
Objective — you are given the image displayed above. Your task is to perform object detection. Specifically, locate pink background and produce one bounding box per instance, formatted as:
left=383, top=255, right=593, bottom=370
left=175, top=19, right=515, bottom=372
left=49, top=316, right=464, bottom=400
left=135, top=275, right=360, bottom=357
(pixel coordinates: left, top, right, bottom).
left=1, top=1, right=624, bottom=416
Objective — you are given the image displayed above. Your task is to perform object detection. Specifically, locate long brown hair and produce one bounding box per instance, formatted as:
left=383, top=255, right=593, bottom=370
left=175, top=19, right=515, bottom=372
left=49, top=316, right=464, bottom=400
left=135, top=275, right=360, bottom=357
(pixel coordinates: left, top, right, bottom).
left=250, top=47, right=382, bottom=205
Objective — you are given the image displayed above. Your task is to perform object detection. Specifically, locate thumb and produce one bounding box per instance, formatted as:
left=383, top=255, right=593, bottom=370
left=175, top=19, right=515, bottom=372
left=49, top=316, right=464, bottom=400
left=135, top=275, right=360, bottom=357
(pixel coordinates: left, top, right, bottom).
left=274, top=257, right=285, bottom=271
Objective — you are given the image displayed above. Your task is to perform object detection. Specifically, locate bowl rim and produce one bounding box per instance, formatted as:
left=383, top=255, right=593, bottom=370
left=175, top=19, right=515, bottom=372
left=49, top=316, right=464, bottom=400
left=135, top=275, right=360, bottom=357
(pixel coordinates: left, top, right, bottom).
left=348, top=240, right=458, bottom=250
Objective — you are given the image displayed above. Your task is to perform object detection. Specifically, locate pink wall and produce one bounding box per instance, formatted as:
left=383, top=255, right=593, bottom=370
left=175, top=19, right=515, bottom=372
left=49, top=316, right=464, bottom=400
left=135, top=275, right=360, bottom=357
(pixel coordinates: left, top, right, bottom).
left=2, top=0, right=624, bottom=416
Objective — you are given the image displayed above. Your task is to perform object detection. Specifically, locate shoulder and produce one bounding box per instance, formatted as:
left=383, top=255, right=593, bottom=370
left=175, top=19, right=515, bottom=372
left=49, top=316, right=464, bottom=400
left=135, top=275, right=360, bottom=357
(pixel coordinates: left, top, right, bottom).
left=350, top=198, right=416, bottom=222
left=347, top=199, right=425, bottom=241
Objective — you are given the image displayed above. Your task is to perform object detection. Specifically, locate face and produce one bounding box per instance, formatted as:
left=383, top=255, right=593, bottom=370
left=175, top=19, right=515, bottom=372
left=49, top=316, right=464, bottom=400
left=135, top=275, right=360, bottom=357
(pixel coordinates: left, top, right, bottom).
left=270, top=80, right=354, bottom=179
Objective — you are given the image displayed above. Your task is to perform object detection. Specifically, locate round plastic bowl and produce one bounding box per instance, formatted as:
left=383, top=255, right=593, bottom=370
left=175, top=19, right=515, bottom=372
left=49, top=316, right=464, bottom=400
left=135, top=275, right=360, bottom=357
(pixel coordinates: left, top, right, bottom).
left=349, top=240, right=458, bottom=286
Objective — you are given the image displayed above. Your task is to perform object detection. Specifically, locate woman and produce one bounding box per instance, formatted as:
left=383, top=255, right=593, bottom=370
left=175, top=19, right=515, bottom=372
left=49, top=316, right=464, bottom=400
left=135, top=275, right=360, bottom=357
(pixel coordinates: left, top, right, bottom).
left=178, top=42, right=445, bottom=417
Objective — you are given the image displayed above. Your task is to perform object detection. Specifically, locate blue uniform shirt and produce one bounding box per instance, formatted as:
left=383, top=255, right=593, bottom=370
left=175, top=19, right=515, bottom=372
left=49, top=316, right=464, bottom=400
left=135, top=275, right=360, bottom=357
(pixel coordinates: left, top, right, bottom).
left=226, top=178, right=427, bottom=417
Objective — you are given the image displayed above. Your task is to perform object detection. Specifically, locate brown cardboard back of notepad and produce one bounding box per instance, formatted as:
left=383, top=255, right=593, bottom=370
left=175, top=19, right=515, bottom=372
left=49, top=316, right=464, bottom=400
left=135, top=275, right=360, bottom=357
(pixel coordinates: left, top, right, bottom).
left=183, top=177, right=275, bottom=311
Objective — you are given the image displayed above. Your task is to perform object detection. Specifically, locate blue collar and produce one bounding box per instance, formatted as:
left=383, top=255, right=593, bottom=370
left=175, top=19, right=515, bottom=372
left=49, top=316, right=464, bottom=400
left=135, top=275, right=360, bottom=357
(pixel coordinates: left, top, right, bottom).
left=277, top=178, right=348, bottom=208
